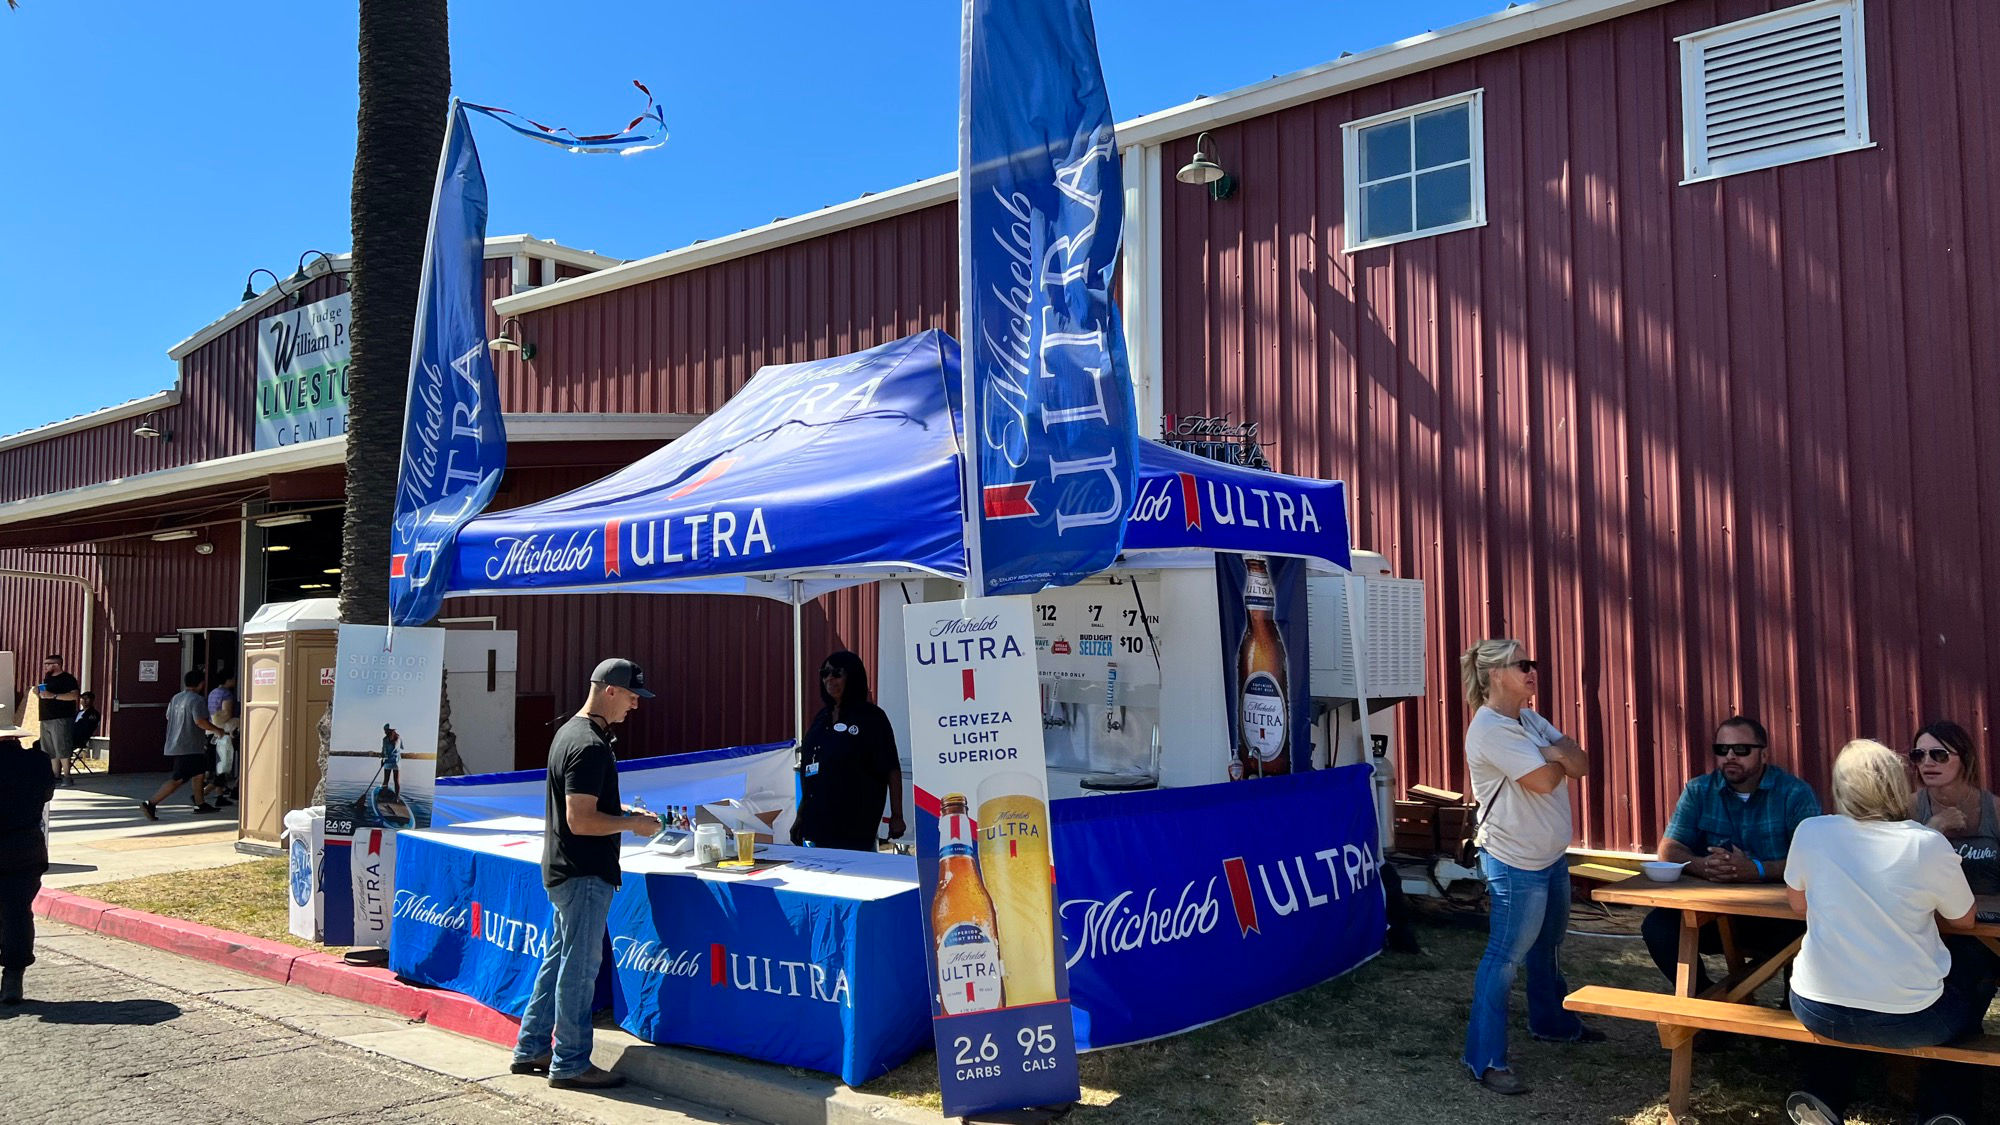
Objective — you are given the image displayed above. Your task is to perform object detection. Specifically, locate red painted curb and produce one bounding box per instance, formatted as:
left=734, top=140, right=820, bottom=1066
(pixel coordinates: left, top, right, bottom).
left=32, top=887, right=517, bottom=1047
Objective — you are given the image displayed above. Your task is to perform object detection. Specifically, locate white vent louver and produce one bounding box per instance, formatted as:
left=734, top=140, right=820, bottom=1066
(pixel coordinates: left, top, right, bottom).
left=1681, top=0, right=1870, bottom=183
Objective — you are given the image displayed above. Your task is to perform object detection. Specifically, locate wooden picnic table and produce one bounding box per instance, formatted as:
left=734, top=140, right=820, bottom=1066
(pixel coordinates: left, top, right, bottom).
left=1574, top=877, right=2000, bottom=1123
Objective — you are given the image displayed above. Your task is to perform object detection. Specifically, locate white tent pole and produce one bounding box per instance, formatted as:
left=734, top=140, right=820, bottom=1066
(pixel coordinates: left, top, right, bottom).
left=792, top=580, right=806, bottom=751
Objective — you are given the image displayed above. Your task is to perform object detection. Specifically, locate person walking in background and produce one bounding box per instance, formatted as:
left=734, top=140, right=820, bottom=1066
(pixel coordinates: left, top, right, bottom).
left=139, top=671, right=224, bottom=820
left=205, top=670, right=238, bottom=807
left=1782, top=739, right=1992, bottom=1125
left=511, top=658, right=661, bottom=1091
left=791, top=650, right=905, bottom=851
left=35, top=654, right=80, bottom=785
left=1458, top=638, right=1598, bottom=1096
left=0, top=734, right=56, bottom=1003
left=1641, top=715, right=1819, bottom=992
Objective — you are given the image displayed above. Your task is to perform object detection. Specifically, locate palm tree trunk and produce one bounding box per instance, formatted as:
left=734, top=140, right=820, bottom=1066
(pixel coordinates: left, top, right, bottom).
left=342, top=0, right=450, bottom=628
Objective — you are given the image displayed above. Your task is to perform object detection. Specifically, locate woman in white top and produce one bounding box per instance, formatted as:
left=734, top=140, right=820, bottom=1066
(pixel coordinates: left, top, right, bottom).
left=1782, top=738, right=1989, bottom=1125
left=1458, top=638, right=1595, bottom=1097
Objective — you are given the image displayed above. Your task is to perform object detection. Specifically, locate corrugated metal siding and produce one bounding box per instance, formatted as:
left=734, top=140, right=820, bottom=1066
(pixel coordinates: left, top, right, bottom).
left=1, top=529, right=241, bottom=745
left=504, top=206, right=959, bottom=414
left=0, top=275, right=352, bottom=504
left=1160, top=0, right=2000, bottom=851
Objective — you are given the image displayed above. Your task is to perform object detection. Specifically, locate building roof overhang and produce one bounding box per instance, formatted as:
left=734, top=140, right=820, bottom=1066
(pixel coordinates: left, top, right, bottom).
left=0, top=412, right=701, bottom=551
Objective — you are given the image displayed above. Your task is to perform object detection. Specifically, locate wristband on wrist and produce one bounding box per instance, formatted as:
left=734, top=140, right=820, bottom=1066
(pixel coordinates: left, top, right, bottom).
left=1750, top=856, right=1767, bottom=881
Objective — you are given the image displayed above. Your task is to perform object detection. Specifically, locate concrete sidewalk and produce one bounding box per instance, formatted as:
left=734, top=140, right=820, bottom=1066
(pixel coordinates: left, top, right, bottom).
left=45, top=768, right=257, bottom=889
left=24, top=921, right=752, bottom=1125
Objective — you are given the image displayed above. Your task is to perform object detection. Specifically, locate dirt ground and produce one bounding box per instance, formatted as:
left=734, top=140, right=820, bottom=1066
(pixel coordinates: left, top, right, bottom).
left=870, top=897, right=1997, bottom=1124
left=82, top=864, right=1995, bottom=1123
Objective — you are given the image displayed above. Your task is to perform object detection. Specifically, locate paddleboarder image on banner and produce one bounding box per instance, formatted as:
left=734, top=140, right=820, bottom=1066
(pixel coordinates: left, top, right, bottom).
left=368, top=724, right=412, bottom=828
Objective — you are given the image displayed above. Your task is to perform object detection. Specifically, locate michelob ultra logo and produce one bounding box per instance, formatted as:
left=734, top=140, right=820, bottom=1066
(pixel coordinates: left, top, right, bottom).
left=1058, top=841, right=1382, bottom=967
left=1128, top=472, right=1326, bottom=535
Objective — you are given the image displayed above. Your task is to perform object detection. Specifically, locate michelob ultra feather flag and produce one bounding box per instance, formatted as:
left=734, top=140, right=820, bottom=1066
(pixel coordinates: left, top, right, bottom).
left=960, top=0, right=1139, bottom=596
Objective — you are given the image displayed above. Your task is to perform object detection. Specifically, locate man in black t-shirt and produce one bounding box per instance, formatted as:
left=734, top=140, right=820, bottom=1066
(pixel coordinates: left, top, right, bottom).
left=511, top=658, right=661, bottom=1091
left=35, top=655, right=81, bottom=784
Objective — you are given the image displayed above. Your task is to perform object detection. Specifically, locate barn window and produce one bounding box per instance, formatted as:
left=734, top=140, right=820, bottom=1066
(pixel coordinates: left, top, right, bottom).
left=1342, top=90, right=1486, bottom=253
left=1679, top=0, right=1872, bottom=183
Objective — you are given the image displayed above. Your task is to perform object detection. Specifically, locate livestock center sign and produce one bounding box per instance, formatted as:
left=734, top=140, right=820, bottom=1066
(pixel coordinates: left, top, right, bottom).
left=256, top=293, right=351, bottom=449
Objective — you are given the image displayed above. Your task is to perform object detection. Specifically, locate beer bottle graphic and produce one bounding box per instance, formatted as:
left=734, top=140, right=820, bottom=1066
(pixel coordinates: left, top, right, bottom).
left=932, top=793, right=1004, bottom=1013
left=1235, top=556, right=1291, bottom=777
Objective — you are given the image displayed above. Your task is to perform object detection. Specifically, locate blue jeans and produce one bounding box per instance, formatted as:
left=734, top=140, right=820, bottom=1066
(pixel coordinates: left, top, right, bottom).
left=513, top=875, right=615, bottom=1079
left=1789, top=936, right=1998, bottom=1121
left=1463, top=852, right=1584, bottom=1077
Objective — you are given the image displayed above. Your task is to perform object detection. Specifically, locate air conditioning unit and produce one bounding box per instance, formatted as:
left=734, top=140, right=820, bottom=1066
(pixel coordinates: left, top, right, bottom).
left=1308, top=573, right=1426, bottom=703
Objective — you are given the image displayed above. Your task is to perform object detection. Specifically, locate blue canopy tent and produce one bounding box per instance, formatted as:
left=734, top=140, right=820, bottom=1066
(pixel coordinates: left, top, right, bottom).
left=438, top=330, right=1352, bottom=742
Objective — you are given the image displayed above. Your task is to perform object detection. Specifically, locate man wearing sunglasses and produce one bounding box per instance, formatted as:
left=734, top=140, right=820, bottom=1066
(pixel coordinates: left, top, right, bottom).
left=1640, top=715, right=1821, bottom=991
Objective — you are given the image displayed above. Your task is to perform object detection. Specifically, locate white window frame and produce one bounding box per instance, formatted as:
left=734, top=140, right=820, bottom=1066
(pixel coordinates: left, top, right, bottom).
left=1678, top=0, right=1874, bottom=185
left=1341, top=90, right=1488, bottom=254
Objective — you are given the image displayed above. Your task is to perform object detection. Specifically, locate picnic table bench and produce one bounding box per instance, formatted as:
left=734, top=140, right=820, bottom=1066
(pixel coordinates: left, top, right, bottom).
left=1564, top=878, right=2000, bottom=1123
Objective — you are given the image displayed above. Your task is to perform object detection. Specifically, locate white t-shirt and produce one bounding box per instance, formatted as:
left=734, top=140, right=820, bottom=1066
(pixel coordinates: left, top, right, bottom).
left=1785, top=815, right=1976, bottom=1013
left=1466, top=706, right=1572, bottom=870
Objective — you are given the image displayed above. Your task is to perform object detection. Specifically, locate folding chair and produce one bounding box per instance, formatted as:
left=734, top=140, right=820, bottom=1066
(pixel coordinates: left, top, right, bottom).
left=67, top=738, right=97, bottom=777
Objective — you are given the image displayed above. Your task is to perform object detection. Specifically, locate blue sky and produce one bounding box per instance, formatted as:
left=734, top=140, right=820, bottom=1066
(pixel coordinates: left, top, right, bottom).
left=0, top=0, right=1500, bottom=433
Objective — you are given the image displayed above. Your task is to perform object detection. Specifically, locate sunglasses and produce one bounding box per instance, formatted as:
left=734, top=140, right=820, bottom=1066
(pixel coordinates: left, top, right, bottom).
left=1502, top=659, right=1539, bottom=675
left=820, top=668, right=845, bottom=680
left=1712, top=743, right=1765, bottom=757
left=1909, top=747, right=1959, bottom=764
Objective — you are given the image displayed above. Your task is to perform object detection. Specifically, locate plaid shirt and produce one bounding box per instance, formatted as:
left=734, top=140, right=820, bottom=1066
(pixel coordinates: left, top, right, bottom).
left=1661, top=764, right=1821, bottom=861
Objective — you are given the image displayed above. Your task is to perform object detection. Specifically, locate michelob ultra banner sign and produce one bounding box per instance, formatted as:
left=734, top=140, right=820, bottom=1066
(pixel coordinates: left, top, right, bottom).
left=1217, top=554, right=1312, bottom=779
left=1053, top=766, right=1387, bottom=1049
left=904, top=596, right=1081, bottom=1117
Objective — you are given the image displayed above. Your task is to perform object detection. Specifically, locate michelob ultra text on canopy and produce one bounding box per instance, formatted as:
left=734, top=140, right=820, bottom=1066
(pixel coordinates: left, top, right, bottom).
left=1235, top=556, right=1292, bottom=777
left=932, top=793, right=1004, bottom=1013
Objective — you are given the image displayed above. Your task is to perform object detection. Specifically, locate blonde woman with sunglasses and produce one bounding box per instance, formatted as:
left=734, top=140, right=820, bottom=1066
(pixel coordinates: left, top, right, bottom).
left=1457, top=638, right=1596, bottom=1097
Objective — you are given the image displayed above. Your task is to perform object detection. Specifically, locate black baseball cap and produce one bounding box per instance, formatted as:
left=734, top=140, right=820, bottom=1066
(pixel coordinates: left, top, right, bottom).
left=591, top=657, right=655, bottom=698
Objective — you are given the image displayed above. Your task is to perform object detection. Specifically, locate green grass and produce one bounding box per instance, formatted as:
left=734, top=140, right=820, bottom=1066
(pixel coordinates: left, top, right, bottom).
left=83, top=857, right=336, bottom=951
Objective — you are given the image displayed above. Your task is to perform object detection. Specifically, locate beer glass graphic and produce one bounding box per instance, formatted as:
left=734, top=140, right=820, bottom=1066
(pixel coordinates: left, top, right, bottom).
left=976, top=771, right=1058, bottom=1007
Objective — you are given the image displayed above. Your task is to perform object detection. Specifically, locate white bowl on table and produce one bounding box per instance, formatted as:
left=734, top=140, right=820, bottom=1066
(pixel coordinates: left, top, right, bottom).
left=1640, top=860, right=1686, bottom=882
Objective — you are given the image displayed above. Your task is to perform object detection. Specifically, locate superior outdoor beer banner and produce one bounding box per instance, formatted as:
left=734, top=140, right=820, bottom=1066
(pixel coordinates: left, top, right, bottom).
left=904, top=596, right=1081, bottom=1117
left=327, top=625, right=445, bottom=836
left=1053, top=765, right=1386, bottom=1049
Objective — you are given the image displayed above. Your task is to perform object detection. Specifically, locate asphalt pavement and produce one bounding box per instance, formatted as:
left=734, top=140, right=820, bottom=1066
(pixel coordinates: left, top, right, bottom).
left=1, top=922, right=760, bottom=1125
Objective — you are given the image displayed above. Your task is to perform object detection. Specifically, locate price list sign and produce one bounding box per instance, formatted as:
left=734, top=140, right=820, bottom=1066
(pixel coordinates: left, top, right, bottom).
left=903, top=596, right=1080, bottom=1117
left=1031, top=582, right=1161, bottom=685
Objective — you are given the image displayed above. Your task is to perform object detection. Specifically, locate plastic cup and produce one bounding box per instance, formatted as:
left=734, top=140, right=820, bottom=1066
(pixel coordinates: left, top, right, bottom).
left=735, top=829, right=756, bottom=864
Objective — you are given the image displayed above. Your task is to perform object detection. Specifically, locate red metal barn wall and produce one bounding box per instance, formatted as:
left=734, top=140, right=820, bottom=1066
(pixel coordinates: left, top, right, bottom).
left=1160, top=0, right=2000, bottom=851
left=1, top=531, right=241, bottom=741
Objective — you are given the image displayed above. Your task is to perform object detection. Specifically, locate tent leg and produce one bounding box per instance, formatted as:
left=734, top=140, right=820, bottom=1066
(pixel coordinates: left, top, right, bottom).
left=792, top=582, right=806, bottom=750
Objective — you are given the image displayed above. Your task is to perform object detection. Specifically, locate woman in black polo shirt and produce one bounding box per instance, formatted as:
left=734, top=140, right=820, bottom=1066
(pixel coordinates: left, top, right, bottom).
left=791, top=651, right=906, bottom=852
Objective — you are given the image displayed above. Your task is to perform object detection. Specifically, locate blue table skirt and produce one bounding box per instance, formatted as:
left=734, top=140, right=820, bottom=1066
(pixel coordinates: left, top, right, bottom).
left=389, top=829, right=929, bottom=1085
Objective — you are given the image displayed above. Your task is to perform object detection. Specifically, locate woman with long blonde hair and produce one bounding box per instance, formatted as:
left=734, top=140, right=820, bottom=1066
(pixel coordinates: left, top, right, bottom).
left=1457, top=638, right=1595, bottom=1096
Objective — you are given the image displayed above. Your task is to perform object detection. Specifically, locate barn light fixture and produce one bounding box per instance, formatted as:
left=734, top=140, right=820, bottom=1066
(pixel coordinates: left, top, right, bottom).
left=241, top=266, right=306, bottom=308
left=195, top=542, right=216, bottom=556
left=133, top=413, right=170, bottom=441
left=1176, top=132, right=1237, bottom=201
left=289, top=250, right=339, bottom=290
left=488, top=316, right=537, bottom=361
